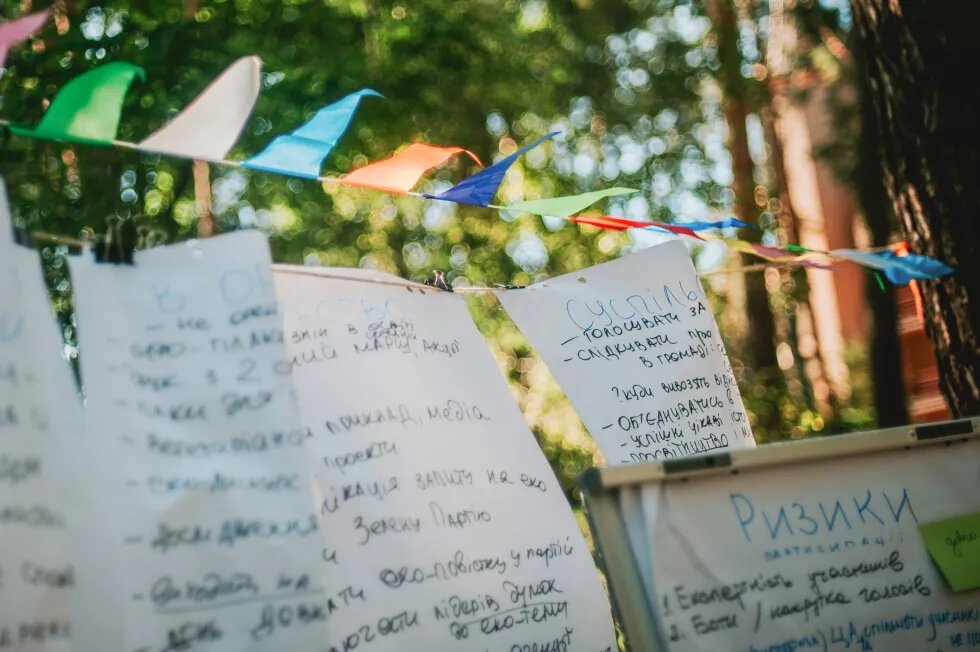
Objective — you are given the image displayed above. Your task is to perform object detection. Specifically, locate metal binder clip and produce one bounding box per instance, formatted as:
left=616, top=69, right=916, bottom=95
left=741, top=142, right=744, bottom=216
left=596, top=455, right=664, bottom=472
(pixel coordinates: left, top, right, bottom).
left=149, top=228, right=166, bottom=249
left=93, top=215, right=135, bottom=265
left=146, top=228, right=169, bottom=249
left=3, top=204, right=34, bottom=248
left=424, top=270, right=453, bottom=292
left=136, top=225, right=151, bottom=251
left=12, top=226, right=34, bottom=248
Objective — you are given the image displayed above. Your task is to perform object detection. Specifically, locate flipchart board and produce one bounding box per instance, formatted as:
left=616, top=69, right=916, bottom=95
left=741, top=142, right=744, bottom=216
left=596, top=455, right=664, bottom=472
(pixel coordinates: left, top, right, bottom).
left=578, top=419, right=980, bottom=652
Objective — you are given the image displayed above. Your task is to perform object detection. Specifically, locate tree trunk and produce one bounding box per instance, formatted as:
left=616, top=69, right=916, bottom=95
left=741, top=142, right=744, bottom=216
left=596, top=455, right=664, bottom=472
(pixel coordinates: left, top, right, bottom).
left=852, top=29, right=909, bottom=427
left=707, top=0, right=780, bottom=372
left=852, top=0, right=979, bottom=416
left=708, top=0, right=784, bottom=436
left=761, top=104, right=839, bottom=420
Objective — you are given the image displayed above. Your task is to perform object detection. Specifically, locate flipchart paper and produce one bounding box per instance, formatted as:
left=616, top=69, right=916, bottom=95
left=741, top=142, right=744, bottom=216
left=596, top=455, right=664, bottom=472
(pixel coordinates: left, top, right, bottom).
left=498, top=240, right=754, bottom=465
left=68, top=232, right=330, bottom=652
left=273, top=266, right=618, bottom=652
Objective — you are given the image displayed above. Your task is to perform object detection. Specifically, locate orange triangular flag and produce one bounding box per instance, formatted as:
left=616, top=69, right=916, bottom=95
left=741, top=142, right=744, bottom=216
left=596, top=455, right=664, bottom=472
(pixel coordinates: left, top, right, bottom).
left=340, top=143, right=482, bottom=193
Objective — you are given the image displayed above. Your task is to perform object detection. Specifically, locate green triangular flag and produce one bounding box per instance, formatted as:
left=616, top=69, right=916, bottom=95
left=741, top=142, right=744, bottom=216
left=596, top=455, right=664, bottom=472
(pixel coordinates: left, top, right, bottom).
left=9, top=61, right=144, bottom=146
left=784, top=244, right=812, bottom=254
left=506, top=187, right=638, bottom=218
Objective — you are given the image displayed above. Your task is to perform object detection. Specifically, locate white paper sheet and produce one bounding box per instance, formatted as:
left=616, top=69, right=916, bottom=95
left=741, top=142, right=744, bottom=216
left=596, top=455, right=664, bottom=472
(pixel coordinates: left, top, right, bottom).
left=68, top=232, right=330, bottom=652
left=0, top=179, right=80, bottom=651
left=643, top=439, right=980, bottom=651
left=497, top=240, right=754, bottom=465
left=273, top=265, right=618, bottom=652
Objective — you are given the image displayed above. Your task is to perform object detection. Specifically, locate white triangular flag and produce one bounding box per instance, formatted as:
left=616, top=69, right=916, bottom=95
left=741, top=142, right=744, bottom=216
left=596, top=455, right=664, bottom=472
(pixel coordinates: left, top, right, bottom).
left=138, top=55, right=261, bottom=161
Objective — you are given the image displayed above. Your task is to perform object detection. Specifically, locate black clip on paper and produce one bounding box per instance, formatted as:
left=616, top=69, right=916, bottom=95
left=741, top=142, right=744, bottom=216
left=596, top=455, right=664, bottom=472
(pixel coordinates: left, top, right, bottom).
left=4, top=205, right=34, bottom=248
left=137, top=225, right=169, bottom=250
left=424, top=270, right=453, bottom=292
left=93, top=215, right=135, bottom=265
left=12, top=226, right=34, bottom=248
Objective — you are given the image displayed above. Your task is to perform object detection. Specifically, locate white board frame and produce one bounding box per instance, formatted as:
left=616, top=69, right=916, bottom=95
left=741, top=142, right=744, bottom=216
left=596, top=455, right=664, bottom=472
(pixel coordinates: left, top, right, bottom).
left=578, top=417, right=980, bottom=651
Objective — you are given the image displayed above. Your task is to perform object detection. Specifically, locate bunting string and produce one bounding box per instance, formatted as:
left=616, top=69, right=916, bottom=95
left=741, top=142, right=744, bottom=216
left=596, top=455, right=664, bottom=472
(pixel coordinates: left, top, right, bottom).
left=22, top=227, right=903, bottom=287
left=0, top=12, right=956, bottom=285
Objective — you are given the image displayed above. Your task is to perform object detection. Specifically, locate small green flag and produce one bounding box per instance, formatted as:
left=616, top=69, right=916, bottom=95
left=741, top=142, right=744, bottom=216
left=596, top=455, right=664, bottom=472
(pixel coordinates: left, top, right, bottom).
left=872, top=270, right=886, bottom=292
left=9, top=61, right=144, bottom=146
left=783, top=244, right=811, bottom=254
left=506, top=187, right=637, bottom=218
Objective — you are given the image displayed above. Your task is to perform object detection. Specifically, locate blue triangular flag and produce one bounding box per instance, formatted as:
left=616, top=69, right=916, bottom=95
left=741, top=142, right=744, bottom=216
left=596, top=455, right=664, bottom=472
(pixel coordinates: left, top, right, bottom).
left=832, top=249, right=955, bottom=285
left=675, top=217, right=759, bottom=231
left=876, top=251, right=955, bottom=285
left=427, top=132, right=558, bottom=207
left=243, top=89, right=382, bottom=179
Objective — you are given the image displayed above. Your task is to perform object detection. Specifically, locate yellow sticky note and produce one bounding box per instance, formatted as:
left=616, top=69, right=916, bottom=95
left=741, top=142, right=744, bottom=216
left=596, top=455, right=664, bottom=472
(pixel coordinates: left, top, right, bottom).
left=918, top=513, right=980, bottom=592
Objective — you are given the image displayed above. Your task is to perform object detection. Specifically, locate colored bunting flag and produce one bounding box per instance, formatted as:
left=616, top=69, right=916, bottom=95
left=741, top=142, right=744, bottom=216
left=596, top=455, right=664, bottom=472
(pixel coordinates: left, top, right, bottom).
left=783, top=243, right=816, bottom=254
left=892, top=244, right=925, bottom=310
left=339, top=143, right=482, bottom=193
left=877, top=250, right=955, bottom=283
left=567, top=214, right=703, bottom=240
left=9, top=62, right=144, bottom=146
left=830, top=249, right=898, bottom=271
left=506, top=187, right=637, bottom=218
left=832, top=249, right=955, bottom=285
left=139, top=56, right=261, bottom=161
left=725, top=239, right=800, bottom=262
left=243, top=89, right=382, bottom=179
left=676, top=217, right=759, bottom=231
left=0, top=38, right=959, bottom=287
left=0, top=10, right=48, bottom=68
left=427, top=132, right=558, bottom=207
left=749, top=243, right=797, bottom=260
left=732, top=241, right=830, bottom=269
left=721, top=239, right=834, bottom=268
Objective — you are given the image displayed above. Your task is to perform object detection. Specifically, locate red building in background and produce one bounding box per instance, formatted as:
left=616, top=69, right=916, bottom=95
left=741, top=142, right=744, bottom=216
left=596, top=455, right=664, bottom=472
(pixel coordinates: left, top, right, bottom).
left=896, top=286, right=950, bottom=422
